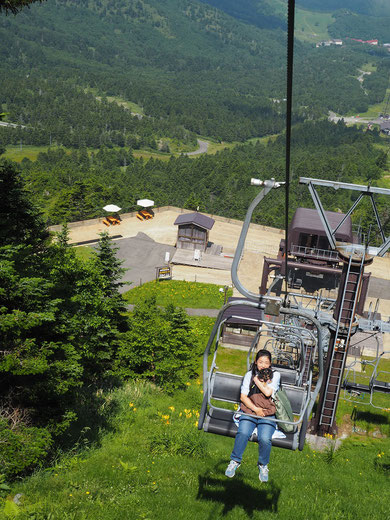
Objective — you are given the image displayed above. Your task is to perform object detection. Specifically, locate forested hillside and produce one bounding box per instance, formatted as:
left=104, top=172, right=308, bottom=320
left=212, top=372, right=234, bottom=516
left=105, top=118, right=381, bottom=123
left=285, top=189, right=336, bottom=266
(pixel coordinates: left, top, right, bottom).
left=0, top=0, right=389, bottom=150
left=328, top=11, right=390, bottom=42
left=296, top=0, right=390, bottom=17
left=15, top=120, right=389, bottom=235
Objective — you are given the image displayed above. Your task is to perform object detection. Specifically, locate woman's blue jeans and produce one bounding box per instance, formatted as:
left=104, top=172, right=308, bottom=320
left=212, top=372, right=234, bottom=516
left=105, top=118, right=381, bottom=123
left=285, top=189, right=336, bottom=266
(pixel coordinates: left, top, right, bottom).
left=230, top=415, right=276, bottom=466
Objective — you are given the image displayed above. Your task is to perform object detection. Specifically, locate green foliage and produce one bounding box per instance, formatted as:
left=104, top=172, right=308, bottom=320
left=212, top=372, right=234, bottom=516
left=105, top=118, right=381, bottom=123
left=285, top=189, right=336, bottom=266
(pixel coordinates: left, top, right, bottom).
left=149, top=407, right=207, bottom=457
left=0, top=0, right=45, bottom=15
left=115, top=298, right=201, bottom=391
left=0, top=159, right=49, bottom=248
left=0, top=419, right=52, bottom=479
left=15, top=120, right=389, bottom=236
left=0, top=0, right=387, bottom=149
left=0, top=162, right=133, bottom=476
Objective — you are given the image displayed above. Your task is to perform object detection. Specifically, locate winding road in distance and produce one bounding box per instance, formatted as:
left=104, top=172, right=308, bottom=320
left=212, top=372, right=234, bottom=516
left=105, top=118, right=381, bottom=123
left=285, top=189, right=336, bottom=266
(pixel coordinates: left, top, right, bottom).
left=185, top=139, right=209, bottom=156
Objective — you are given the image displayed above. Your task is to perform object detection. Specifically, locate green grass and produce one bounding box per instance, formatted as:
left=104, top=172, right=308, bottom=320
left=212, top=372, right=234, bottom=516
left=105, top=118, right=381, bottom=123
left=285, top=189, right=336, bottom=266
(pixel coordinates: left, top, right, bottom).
left=3, top=145, right=55, bottom=162
left=84, top=87, right=145, bottom=115
left=360, top=63, right=378, bottom=73
left=3, top=379, right=389, bottom=520
left=123, top=280, right=233, bottom=309
left=294, top=7, right=335, bottom=43
left=73, top=245, right=94, bottom=261
left=355, top=88, right=390, bottom=119
left=106, top=97, right=144, bottom=116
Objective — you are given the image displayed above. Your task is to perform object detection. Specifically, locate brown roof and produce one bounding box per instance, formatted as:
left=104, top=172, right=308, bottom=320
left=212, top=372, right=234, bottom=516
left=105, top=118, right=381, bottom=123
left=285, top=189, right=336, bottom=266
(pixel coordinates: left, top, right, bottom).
left=174, top=212, right=215, bottom=230
left=289, top=208, right=352, bottom=244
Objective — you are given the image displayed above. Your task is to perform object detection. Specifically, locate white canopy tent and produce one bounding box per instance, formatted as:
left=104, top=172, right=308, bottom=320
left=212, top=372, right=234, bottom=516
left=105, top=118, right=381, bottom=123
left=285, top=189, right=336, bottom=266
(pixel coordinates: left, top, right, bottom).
left=137, top=199, right=154, bottom=208
left=103, top=204, right=122, bottom=212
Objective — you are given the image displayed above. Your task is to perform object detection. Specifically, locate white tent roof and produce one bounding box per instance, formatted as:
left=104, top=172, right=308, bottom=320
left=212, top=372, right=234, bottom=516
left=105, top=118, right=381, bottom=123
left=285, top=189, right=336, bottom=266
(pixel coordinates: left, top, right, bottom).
left=103, top=204, right=121, bottom=212
left=137, top=199, right=154, bottom=207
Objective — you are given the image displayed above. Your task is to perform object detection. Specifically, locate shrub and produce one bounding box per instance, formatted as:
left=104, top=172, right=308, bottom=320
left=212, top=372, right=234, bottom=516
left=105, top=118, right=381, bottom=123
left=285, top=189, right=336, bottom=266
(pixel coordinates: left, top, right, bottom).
left=0, top=419, right=52, bottom=479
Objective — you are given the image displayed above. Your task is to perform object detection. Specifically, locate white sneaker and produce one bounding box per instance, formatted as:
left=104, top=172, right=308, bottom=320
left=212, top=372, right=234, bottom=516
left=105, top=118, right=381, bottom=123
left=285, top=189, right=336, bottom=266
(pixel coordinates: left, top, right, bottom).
left=225, top=460, right=240, bottom=478
left=272, top=429, right=286, bottom=439
left=259, top=464, right=269, bottom=482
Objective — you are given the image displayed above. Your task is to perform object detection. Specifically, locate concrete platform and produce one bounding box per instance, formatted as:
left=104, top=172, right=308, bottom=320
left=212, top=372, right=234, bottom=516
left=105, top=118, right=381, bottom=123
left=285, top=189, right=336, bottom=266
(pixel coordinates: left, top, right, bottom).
left=171, top=249, right=233, bottom=270
left=107, top=233, right=176, bottom=292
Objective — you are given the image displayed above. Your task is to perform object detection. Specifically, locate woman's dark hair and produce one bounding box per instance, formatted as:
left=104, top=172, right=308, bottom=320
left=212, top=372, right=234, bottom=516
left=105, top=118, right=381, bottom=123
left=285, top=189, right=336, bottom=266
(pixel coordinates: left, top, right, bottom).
left=251, top=349, right=272, bottom=378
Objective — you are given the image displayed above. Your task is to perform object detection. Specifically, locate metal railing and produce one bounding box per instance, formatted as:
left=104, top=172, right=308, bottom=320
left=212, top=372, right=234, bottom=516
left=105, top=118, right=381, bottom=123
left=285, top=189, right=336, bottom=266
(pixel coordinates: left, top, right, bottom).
left=291, top=244, right=339, bottom=261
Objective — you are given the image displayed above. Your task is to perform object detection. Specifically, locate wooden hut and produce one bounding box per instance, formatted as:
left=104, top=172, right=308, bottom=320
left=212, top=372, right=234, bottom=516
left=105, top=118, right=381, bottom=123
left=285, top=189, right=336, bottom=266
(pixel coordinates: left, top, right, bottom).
left=174, top=212, right=215, bottom=252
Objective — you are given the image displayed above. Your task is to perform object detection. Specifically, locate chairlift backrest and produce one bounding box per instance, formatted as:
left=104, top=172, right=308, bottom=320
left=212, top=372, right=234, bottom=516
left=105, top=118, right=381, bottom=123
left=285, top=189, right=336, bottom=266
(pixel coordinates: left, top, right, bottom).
left=210, top=371, right=305, bottom=414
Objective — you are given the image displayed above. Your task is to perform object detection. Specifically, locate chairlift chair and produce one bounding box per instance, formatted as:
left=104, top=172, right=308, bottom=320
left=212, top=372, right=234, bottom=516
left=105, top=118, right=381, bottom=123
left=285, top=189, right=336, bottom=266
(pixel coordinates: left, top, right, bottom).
left=197, top=301, right=324, bottom=451
left=197, top=179, right=324, bottom=451
left=343, top=351, right=390, bottom=409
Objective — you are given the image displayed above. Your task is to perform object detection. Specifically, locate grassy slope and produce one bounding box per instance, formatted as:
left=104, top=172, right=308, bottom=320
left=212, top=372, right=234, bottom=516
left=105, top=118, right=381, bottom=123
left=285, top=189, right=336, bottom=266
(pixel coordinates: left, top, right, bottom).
left=4, top=379, right=389, bottom=520
left=355, top=88, right=390, bottom=118
left=294, top=7, right=335, bottom=43
left=123, top=280, right=233, bottom=309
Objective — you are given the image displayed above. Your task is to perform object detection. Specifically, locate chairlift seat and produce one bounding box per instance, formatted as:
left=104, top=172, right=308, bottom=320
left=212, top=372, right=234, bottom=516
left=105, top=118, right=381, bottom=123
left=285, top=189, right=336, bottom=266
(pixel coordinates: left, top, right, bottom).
left=344, top=379, right=390, bottom=394
left=371, top=380, right=390, bottom=393
left=206, top=372, right=307, bottom=450
left=211, top=369, right=300, bottom=404
left=274, top=366, right=299, bottom=385
left=211, top=372, right=305, bottom=412
left=203, top=407, right=299, bottom=450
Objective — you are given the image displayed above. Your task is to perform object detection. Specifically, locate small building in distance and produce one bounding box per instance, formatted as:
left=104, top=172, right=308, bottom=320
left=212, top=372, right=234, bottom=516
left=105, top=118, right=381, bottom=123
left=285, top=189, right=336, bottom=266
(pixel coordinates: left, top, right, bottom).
left=174, top=212, right=215, bottom=251
left=316, top=39, right=343, bottom=48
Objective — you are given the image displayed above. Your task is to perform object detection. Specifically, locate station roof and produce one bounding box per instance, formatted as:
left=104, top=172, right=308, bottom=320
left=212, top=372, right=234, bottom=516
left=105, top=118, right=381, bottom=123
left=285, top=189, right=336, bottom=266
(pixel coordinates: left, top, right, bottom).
left=174, top=212, right=215, bottom=230
left=289, top=208, right=352, bottom=242
left=221, top=297, right=263, bottom=327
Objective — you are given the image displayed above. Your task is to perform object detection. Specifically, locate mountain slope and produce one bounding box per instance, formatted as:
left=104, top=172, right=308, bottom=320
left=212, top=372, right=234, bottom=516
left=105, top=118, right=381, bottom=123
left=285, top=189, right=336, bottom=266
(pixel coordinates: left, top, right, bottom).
left=0, top=0, right=388, bottom=147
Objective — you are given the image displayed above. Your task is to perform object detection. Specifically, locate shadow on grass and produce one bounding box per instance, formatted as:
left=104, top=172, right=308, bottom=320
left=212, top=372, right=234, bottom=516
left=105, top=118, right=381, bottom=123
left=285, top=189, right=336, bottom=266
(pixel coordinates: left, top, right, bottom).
left=197, top=463, right=281, bottom=517
left=59, top=384, right=120, bottom=451
left=354, top=409, right=390, bottom=426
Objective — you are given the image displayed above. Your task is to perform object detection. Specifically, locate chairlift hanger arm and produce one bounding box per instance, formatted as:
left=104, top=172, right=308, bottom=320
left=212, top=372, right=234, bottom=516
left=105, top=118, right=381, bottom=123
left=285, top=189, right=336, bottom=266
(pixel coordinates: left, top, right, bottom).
left=231, top=178, right=284, bottom=302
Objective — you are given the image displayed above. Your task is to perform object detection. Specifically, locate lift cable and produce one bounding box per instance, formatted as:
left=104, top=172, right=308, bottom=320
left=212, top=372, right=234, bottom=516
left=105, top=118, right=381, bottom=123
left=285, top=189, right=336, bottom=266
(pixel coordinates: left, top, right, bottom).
left=284, top=0, right=296, bottom=295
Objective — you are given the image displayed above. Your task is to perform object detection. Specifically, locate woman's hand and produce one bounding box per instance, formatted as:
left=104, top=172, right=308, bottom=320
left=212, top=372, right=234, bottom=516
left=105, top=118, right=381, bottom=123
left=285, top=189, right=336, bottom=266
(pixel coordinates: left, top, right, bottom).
left=253, top=407, right=265, bottom=417
left=253, top=376, right=273, bottom=397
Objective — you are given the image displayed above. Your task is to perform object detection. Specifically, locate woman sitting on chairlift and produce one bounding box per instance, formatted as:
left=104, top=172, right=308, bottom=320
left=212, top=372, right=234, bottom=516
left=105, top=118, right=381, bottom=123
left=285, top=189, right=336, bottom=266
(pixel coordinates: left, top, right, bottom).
left=225, top=349, right=280, bottom=482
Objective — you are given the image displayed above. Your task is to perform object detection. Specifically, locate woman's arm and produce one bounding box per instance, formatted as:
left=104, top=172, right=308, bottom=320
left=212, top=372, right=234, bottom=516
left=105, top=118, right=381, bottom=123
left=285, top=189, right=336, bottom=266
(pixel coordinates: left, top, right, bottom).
left=252, top=376, right=273, bottom=397
left=240, top=393, right=265, bottom=417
